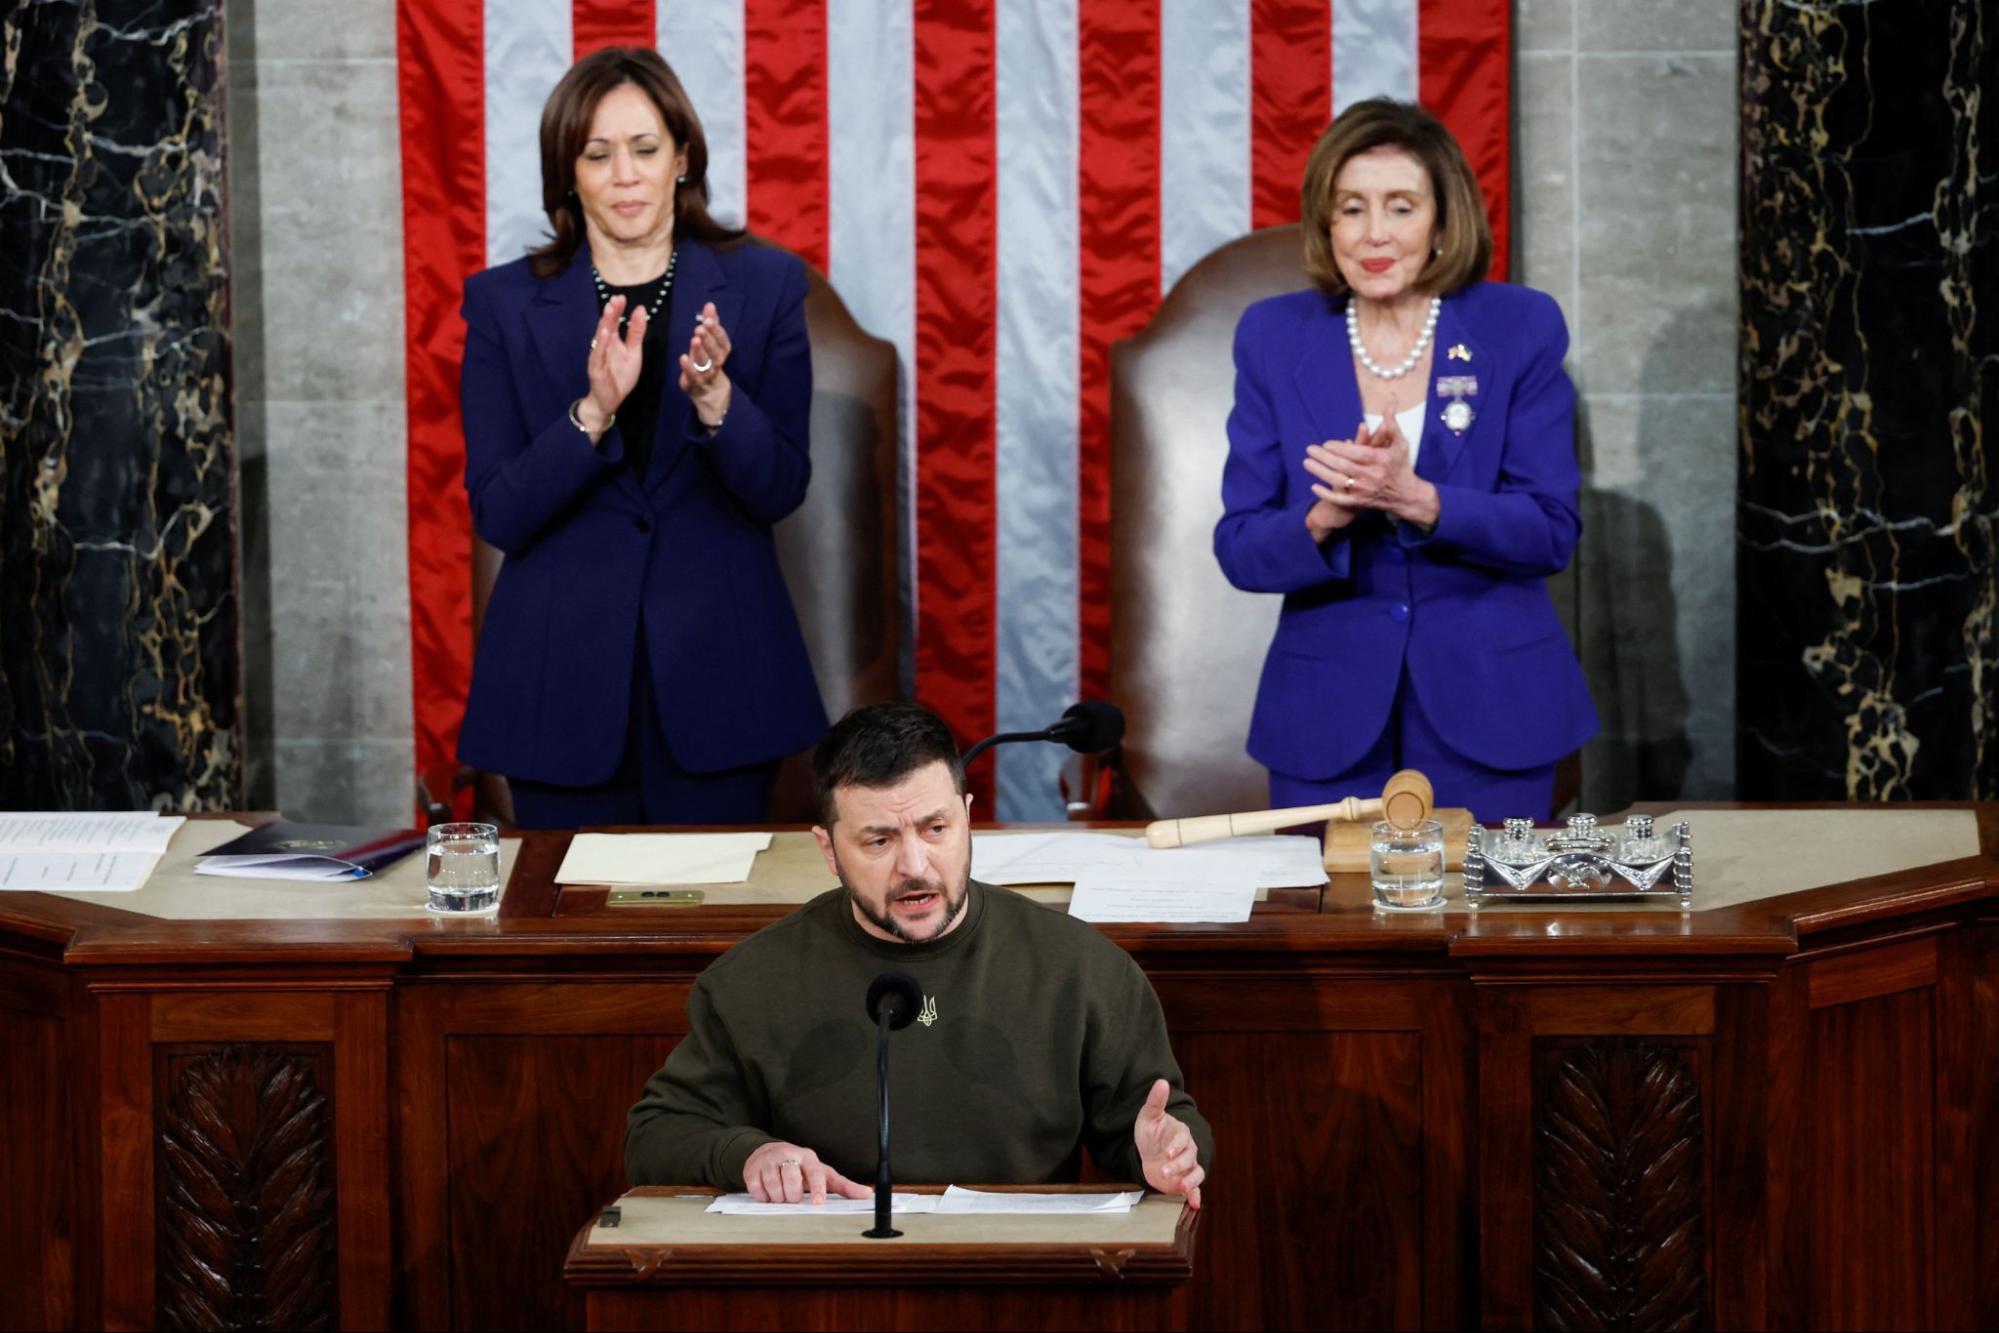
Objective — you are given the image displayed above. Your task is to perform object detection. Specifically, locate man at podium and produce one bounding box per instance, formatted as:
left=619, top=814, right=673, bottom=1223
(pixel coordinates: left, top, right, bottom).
left=626, top=702, right=1212, bottom=1207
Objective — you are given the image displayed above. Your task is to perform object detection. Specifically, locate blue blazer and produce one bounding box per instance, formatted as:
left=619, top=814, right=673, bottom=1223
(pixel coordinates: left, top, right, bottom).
left=1215, top=281, right=1598, bottom=778
left=455, top=238, right=828, bottom=785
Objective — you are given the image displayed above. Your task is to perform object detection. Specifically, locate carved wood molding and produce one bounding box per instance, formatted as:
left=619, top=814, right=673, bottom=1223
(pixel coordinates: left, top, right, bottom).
left=157, top=1046, right=337, bottom=1331
left=1534, top=1040, right=1707, bottom=1331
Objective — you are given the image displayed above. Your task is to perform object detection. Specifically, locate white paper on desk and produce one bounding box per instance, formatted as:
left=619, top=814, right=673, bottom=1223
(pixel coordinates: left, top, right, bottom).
left=0, top=851, right=159, bottom=892
left=0, top=812, right=184, bottom=854
left=704, top=1192, right=939, bottom=1216
left=974, top=831, right=1325, bottom=889
left=556, top=832, right=773, bottom=885
left=1066, top=872, right=1259, bottom=923
left=935, top=1186, right=1143, bottom=1214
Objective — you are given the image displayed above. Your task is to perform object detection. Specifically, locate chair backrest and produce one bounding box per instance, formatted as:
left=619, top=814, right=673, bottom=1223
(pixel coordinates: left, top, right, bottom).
left=467, top=259, right=900, bottom=818
left=1109, top=226, right=1306, bottom=818
left=774, top=268, right=901, bottom=720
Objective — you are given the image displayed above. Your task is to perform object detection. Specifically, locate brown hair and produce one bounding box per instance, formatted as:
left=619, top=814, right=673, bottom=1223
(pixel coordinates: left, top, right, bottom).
left=527, top=47, right=744, bottom=279
left=1299, top=98, right=1491, bottom=301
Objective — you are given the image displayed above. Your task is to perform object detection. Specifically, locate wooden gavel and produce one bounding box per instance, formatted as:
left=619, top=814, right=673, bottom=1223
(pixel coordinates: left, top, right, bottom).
left=1144, top=769, right=1434, bottom=849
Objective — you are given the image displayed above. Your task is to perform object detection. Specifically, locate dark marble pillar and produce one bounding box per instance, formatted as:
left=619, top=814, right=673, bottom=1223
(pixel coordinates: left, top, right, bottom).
left=0, top=0, right=240, bottom=808
left=1738, top=0, right=1996, bottom=798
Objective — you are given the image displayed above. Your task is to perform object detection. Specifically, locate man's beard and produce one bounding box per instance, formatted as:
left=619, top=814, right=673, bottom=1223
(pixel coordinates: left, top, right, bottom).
left=843, top=866, right=972, bottom=942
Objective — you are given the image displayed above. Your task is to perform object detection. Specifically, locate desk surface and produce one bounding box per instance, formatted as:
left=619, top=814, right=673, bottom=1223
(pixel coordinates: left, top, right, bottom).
left=2, top=805, right=1994, bottom=964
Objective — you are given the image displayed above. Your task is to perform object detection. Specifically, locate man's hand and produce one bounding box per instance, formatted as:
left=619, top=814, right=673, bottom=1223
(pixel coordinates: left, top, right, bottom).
left=1133, top=1078, right=1205, bottom=1210
left=742, top=1140, right=873, bottom=1205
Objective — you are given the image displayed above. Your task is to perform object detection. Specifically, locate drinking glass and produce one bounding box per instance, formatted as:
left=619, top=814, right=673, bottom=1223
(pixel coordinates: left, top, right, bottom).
left=426, top=822, right=501, bottom=913
left=1369, top=819, right=1445, bottom=911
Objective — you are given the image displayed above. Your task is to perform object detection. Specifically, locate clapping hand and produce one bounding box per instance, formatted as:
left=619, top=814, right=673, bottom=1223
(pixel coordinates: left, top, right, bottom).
left=680, top=301, right=733, bottom=428
left=742, top=1139, right=873, bottom=1205
left=1134, top=1078, right=1205, bottom=1210
left=1303, top=403, right=1439, bottom=530
left=1301, top=414, right=1387, bottom=541
left=575, top=295, right=648, bottom=438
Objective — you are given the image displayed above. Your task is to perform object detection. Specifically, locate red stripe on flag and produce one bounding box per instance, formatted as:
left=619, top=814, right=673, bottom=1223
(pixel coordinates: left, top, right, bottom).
left=1418, top=0, right=1512, bottom=280
left=398, top=0, right=488, bottom=807
left=572, top=0, right=656, bottom=59
left=912, top=0, right=999, bottom=789
left=1250, top=0, right=1332, bottom=229
left=744, top=0, right=830, bottom=271
left=1077, top=1, right=1161, bottom=705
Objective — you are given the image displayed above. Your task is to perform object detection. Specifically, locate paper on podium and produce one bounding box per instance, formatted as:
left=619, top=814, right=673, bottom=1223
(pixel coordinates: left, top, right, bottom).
left=0, top=851, right=160, bottom=892
left=0, top=812, right=185, bottom=892
left=556, top=832, right=774, bottom=885
left=973, top=831, right=1326, bottom=888
left=973, top=831, right=1323, bottom=923
left=935, top=1186, right=1142, bottom=1214
left=702, top=1188, right=1142, bottom=1217
left=0, top=811, right=185, bottom=853
left=705, top=1192, right=937, bottom=1216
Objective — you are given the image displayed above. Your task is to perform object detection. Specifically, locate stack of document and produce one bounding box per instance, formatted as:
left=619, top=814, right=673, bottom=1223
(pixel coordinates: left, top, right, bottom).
left=555, top=832, right=773, bottom=885
left=973, top=831, right=1325, bottom=924
left=704, top=1185, right=1145, bottom=1216
left=0, top=812, right=186, bottom=892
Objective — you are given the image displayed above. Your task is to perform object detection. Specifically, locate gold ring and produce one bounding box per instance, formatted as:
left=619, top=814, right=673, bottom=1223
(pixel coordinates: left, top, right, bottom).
left=779, top=1157, right=801, bottom=1168
left=1343, top=475, right=1354, bottom=492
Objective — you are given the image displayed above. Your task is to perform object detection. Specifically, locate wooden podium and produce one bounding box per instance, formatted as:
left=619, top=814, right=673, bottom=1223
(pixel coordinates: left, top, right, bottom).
left=563, top=1186, right=1201, bottom=1331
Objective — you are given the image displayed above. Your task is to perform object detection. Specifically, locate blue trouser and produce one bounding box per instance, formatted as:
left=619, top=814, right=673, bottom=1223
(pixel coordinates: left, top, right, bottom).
left=509, top=637, right=779, bottom=830
left=1266, top=676, right=1556, bottom=824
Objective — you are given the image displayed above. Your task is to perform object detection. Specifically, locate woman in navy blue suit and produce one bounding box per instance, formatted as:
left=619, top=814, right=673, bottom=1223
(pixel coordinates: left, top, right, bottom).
left=1216, top=99, right=1597, bottom=822
left=456, top=48, right=826, bottom=828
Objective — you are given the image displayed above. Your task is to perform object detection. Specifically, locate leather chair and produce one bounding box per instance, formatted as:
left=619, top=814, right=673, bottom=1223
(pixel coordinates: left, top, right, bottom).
left=1108, top=227, right=1302, bottom=819
left=1108, top=225, right=1582, bottom=820
left=433, top=262, right=901, bottom=827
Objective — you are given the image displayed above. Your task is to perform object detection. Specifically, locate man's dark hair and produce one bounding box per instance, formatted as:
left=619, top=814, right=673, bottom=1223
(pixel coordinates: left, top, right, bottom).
left=812, top=702, right=965, bottom=826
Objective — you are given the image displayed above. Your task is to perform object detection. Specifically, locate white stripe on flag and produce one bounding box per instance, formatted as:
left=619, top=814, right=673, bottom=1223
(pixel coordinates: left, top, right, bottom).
left=1332, top=0, right=1420, bottom=111
left=659, top=0, right=746, bottom=228
left=993, top=0, right=1080, bottom=820
left=1161, top=0, right=1250, bottom=293
left=827, top=0, right=918, bottom=699
left=484, top=0, right=571, bottom=267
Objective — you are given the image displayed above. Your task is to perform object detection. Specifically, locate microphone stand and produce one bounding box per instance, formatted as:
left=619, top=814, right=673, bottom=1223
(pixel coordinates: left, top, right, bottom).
left=959, top=729, right=1049, bottom=768
left=864, top=1003, right=901, bottom=1238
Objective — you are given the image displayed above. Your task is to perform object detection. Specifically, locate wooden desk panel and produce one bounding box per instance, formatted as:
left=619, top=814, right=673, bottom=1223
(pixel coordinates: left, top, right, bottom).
left=0, top=809, right=1993, bottom=1331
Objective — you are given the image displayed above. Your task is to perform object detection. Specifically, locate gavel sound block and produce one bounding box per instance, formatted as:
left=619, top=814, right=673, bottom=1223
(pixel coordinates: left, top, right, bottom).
left=1143, top=768, right=1474, bottom=872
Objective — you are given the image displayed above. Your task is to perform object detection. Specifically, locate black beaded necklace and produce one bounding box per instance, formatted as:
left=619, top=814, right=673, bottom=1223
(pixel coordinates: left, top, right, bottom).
left=590, top=249, right=677, bottom=333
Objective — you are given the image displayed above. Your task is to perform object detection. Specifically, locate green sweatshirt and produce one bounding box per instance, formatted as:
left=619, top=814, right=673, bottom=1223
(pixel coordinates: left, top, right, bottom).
left=625, top=881, right=1213, bottom=1189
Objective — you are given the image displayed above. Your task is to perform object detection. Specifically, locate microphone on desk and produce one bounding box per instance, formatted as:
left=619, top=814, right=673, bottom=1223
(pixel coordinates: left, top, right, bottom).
left=962, top=700, right=1126, bottom=768
left=863, top=970, right=925, bottom=1239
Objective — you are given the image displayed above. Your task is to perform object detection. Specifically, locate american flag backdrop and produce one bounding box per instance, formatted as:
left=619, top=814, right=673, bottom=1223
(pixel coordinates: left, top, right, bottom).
left=398, top=0, right=1512, bottom=819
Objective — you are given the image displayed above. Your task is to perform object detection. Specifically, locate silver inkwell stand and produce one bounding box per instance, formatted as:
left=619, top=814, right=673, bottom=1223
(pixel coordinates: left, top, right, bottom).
left=1463, top=813, right=1694, bottom=910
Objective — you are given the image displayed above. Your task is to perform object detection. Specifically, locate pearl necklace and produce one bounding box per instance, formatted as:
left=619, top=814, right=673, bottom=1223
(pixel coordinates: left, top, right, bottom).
left=1346, top=295, right=1441, bottom=380
left=591, top=249, right=678, bottom=332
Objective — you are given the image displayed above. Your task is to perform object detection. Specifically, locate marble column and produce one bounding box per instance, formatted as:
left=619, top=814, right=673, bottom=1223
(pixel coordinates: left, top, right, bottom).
left=0, top=0, right=240, bottom=808
left=1738, top=0, right=1995, bottom=798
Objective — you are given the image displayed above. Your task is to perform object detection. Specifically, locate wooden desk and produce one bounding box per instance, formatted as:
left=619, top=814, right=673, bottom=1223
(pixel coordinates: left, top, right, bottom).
left=1, top=807, right=1994, bottom=1331
left=563, top=1186, right=1197, bottom=1330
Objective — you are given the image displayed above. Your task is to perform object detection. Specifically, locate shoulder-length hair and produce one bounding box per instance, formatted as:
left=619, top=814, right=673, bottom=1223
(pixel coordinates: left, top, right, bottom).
left=1299, top=98, right=1492, bottom=301
left=527, top=47, right=744, bottom=279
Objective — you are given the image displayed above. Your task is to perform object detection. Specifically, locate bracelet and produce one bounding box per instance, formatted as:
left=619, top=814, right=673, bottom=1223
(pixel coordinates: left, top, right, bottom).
left=569, top=398, right=613, bottom=437
left=702, top=410, right=726, bottom=435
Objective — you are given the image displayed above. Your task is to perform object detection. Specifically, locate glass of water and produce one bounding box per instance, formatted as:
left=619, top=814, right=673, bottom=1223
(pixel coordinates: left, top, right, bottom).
left=426, top=822, right=501, bottom=914
left=1370, top=818, right=1446, bottom=911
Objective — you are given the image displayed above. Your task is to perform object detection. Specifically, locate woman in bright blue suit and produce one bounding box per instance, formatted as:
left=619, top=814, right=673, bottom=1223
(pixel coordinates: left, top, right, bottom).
left=1216, top=99, right=1597, bottom=822
left=456, top=47, right=825, bottom=828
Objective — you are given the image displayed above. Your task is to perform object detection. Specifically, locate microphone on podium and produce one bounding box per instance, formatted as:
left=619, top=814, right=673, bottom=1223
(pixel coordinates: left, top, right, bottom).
left=962, top=700, right=1126, bottom=768
left=863, top=971, right=924, bottom=1238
